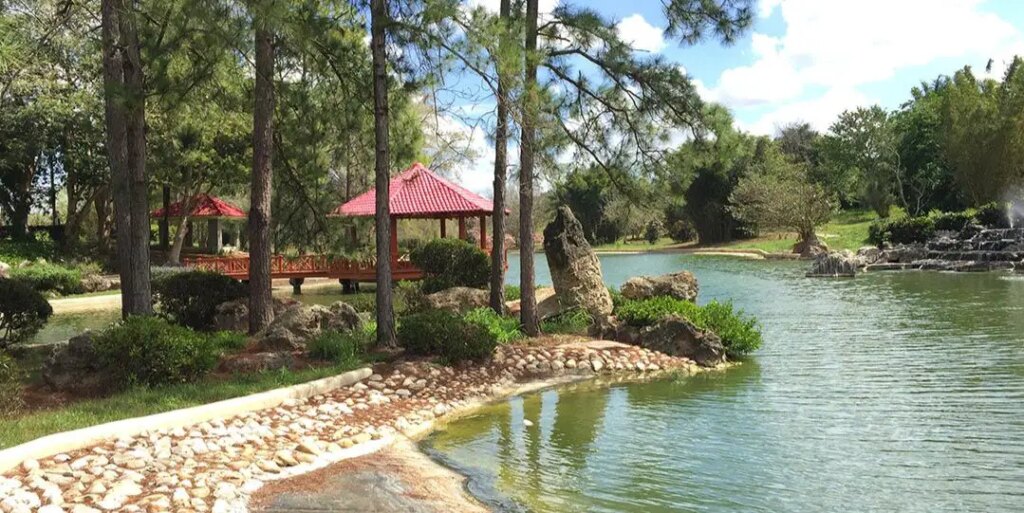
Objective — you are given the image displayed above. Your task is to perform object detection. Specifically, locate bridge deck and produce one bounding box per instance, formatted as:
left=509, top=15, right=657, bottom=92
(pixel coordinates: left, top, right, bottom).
left=181, top=254, right=424, bottom=282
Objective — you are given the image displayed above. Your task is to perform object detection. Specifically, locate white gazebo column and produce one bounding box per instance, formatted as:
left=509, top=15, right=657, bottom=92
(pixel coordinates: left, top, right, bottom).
left=206, top=218, right=223, bottom=253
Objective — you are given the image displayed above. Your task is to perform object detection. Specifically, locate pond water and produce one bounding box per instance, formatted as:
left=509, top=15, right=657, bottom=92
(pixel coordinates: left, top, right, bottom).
left=427, top=253, right=1024, bottom=513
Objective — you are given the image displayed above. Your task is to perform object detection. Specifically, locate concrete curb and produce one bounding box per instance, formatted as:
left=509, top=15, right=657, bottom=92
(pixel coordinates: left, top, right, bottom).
left=0, top=367, right=372, bottom=474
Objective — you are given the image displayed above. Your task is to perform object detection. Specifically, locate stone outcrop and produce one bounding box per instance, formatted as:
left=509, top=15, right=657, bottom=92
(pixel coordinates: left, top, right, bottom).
left=542, top=206, right=613, bottom=318
left=860, top=227, right=1024, bottom=273
left=613, top=315, right=726, bottom=367
left=423, top=287, right=489, bottom=313
left=80, top=274, right=119, bottom=293
left=0, top=261, right=9, bottom=279
left=213, top=297, right=300, bottom=333
left=42, top=332, right=109, bottom=394
left=253, top=301, right=362, bottom=352
left=793, top=237, right=828, bottom=258
left=807, top=250, right=863, bottom=277
left=621, top=271, right=699, bottom=302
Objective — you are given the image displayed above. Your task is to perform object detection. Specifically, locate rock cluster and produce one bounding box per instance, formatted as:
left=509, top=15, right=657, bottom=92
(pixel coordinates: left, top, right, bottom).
left=213, top=298, right=299, bottom=334
left=0, top=340, right=699, bottom=513
left=621, top=271, right=699, bottom=302
left=807, top=250, right=863, bottom=277
left=856, top=226, right=1024, bottom=273
left=252, top=302, right=361, bottom=352
left=422, top=287, right=489, bottom=313
left=42, top=332, right=109, bottom=394
left=612, top=317, right=726, bottom=367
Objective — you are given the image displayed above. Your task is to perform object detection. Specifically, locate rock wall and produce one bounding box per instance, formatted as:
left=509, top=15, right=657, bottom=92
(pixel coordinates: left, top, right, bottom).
left=542, top=206, right=613, bottom=318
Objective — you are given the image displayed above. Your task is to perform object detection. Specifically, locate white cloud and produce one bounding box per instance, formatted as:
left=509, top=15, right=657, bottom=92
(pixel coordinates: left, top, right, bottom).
left=699, top=0, right=1023, bottom=134
left=738, top=87, right=871, bottom=136
left=616, top=13, right=666, bottom=53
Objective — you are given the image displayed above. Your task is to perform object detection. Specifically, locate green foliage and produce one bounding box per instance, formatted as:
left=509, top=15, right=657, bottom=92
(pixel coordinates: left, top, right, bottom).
left=93, top=317, right=220, bottom=389
left=152, top=271, right=248, bottom=330
left=823, top=105, right=899, bottom=217
left=615, top=296, right=762, bottom=357
left=975, top=202, right=1010, bottom=228
left=931, top=211, right=974, bottom=232
left=205, top=331, right=248, bottom=353
left=0, top=278, right=53, bottom=349
left=0, top=353, right=23, bottom=417
left=540, top=308, right=591, bottom=335
left=410, top=238, right=489, bottom=294
left=397, top=310, right=497, bottom=363
left=307, top=330, right=369, bottom=366
left=608, top=287, right=625, bottom=309
left=644, top=219, right=662, bottom=244
left=395, top=280, right=427, bottom=314
left=463, top=308, right=522, bottom=344
left=8, top=263, right=83, bottom=295
left=504, top=285, right=521, bottom=302
left=0, top=240, right=58, bottom=263
left=871, top=216, right=935, bottom=245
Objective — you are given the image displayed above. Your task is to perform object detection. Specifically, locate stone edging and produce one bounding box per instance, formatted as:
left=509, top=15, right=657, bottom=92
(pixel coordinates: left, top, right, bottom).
left=0, top=367, right=372, bottom=475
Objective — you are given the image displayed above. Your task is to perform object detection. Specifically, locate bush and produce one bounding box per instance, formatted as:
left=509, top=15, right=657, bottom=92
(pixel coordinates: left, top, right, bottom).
left=0, top=239, right=58, bottom=263
left=867, top=218, right=889, bottom=246
left=410, top=238, right=489, bottom=294
left=541, top=308, right=591, bottom=335
left=206, top=331, right=248, bottom=353
left=9, top=263, right=83, bottom=295
left=975, top=202, right=1010, bottom=228
left=931, top=211, right=974, bottom=232
left=608, top=287, right=625, bottom=309
left=667, top=219, right=697, bottom=242
left=0, top=353, right=23, bottom=417
left=644, top=219, right=663, bottom=244
left=0, top=278, right=53, bottom=350
left=152, top=271, right=248, bottom=330
left=395, top=280, right=427, bottom=314
left=504, top=285, right=521, bottom=302
left=93, top=316, right=220, bottom=388
left=464, top=308, right=522, bottom=344
left=885, top=216, right=935, bottom=244
left=615, top=296, right=762, bottom=357
left=308, top=330, right=369, bottom=365
left=398, top=310, right=497, bottom=363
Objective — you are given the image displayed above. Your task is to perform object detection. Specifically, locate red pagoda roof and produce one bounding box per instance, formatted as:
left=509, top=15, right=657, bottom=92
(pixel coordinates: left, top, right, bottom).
left=330, top=163, right=495, bottom=218
left=151, top=193, right=246, bottom=219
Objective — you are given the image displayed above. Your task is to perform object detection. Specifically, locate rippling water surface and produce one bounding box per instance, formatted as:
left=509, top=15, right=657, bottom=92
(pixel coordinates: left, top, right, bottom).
left=426, top=254, right=1024, bottom=513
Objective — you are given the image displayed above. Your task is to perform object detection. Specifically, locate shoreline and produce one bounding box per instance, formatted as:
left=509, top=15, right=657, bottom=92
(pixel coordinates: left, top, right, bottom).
left=0, top=338, right=716, bottom=513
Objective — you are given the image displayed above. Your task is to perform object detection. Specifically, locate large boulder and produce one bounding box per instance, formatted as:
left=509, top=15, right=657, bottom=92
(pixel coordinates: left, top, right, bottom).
left=424, top=286, right=489, bottom=313
left=0, top=261, right=9, bottom=279
left=80, top=274, right=117, bottom=293
left=542, top=206, right=613, bottom=318
left=808, top=250, right=862, bottom=277
left=213, top=297, right=300, bottom=332
left=880, top=243, right=928, bottom=263
left=621, top=271, right=698, bottom=302
left=219, top=351, right=296, bottom=374
left=615, top=315, right=725, bottom=367
left=855, top=246, right=882, bottom=264
left=793, top=237, right=829, bottom=258
left=252, top=301, right=362, bottom=352
left=42, top=332, right=110, bottom=394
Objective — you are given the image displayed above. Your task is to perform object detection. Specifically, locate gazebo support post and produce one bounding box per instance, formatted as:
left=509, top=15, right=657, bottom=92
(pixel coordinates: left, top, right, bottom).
left=458, top=217, right=467, bottom=240
left=233, top=226, right=241, bottom=248
left=206, top=218, right=223, bottom=254
left=390, top=216, right=399, bottom=269
left=439, top=218, right=446, bottom=238
left=479, top=215, right=487, bottom=249
left=185, top=220, right=194, bottom=247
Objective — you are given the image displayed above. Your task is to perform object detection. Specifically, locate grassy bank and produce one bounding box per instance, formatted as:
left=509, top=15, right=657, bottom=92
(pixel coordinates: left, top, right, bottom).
left=723, top=210, right=874, bottom=253
left=0, top=362, right=367, bottom=449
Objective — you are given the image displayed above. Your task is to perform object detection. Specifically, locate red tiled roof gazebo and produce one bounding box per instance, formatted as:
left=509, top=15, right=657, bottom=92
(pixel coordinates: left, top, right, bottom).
left=152, top=193, right=246, bottom=253
left=329, top=163, right=498, bottom=266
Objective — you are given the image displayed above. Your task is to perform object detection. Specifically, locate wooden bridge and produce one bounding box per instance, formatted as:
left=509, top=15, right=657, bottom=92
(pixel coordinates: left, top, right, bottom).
left=181, top=254, right=424, bottom=282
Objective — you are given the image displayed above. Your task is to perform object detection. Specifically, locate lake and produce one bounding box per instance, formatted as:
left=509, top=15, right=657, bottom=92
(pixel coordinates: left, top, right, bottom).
left=427, top=253, right=1024, bottom=512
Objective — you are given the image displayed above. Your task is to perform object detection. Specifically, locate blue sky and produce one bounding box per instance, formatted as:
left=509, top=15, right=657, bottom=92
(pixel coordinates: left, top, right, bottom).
left=444, top=0, right=1024, bottom=193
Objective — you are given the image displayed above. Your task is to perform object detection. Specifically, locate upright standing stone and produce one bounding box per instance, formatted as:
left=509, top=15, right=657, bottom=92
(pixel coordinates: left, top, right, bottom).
left=542, top=206, right=613, bottom=318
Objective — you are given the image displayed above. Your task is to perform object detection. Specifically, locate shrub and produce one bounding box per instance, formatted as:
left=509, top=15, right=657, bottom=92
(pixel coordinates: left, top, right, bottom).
left=206, top=331, right=248, bottom=353
left=0, top=353, right=23, bottom=417
left=398, top=310, right=497, bottom=363
left=541, top=308, right=591, bottom=335
left=504, top=285, right=521, bottom=302
left=9, top=263, right=83, bottom=295
left=644, top=219, right=663, bottom=244
left=975, top=202, right=1010, bottom=228
left=0, top=239, right=58, bottom=263
left=308, top=330, right=368, bottom=365
left=395, top=280, right=427, bottom=314
left=608, top=287, right=625, bottom=309
left=0, top=278, right=53, bottom=350
left=152, top=271, right=248, bottom=330
left=464, top=308, right=522, bottom=344
left=667, top=219, right=697, bottom=242
left=885, top=216, right=935, bottom=244
left=931, top=211, right=974, bottom=232
left=615, top=296, right=762, bottom=357
left=867, top=218, right=890, bottom=246
left=93, top=316, right=220, bottom=388
left=410, top=238, right=489, bottom=294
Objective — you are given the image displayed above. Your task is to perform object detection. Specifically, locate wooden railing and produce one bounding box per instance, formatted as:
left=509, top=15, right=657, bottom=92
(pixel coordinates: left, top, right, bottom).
left=180, top=254, right=425, bottom=281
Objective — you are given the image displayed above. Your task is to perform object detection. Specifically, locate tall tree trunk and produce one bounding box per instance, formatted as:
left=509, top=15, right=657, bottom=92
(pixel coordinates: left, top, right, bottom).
left=489, top=0, right=511, bottom=314
left=249, top=17, right=276, bottom=334
left=102, top=0, right=152, bottom=318
left=371, top=0, right=396, bottom=349
left=519, top=0, right=540, bottom=336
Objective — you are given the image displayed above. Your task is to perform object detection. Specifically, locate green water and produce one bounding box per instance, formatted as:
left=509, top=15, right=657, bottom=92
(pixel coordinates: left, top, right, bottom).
left=427, top=254, right=1024, bottom=513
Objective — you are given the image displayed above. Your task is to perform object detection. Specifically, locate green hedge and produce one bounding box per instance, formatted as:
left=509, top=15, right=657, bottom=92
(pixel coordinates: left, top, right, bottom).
left=616, top=296, right=762, bottom=357
left=397, top=310, right=497, bottom=363
left=868, top=216, right=936, bottom=245
left=975, top=202, right=1010, bottom=228
left=931, top=211, right=974, bottom=232
left=410, top=238, right=489, bottom=294
left=0, top=278, right=53, bottom=349
left=463, top=308, right=522, bottom=344
left=308, top=329, right=370, bottom=366
left=541, top=308, right=591, bottom=335
left=9, top=263, right=83, bottom=295
left=152, top=271, right=248, bottom=330
left=93, top=317, right=221, bottom=388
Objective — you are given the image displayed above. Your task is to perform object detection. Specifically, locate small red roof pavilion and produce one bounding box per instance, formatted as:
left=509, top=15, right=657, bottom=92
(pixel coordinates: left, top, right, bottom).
left=330, top=163, right=498, bottom=265
left=151, top=193, right=246, bottom=219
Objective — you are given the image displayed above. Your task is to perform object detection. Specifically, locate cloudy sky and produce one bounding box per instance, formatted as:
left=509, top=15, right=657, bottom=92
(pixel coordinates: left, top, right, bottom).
left=437, top=0, right=1024, bottom=193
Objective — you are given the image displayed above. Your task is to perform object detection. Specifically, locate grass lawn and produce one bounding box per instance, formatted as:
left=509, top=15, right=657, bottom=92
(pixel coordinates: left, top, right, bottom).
left=0, top=362, right=368, bottom=449
left=721, top=209, right=876, bottom=253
